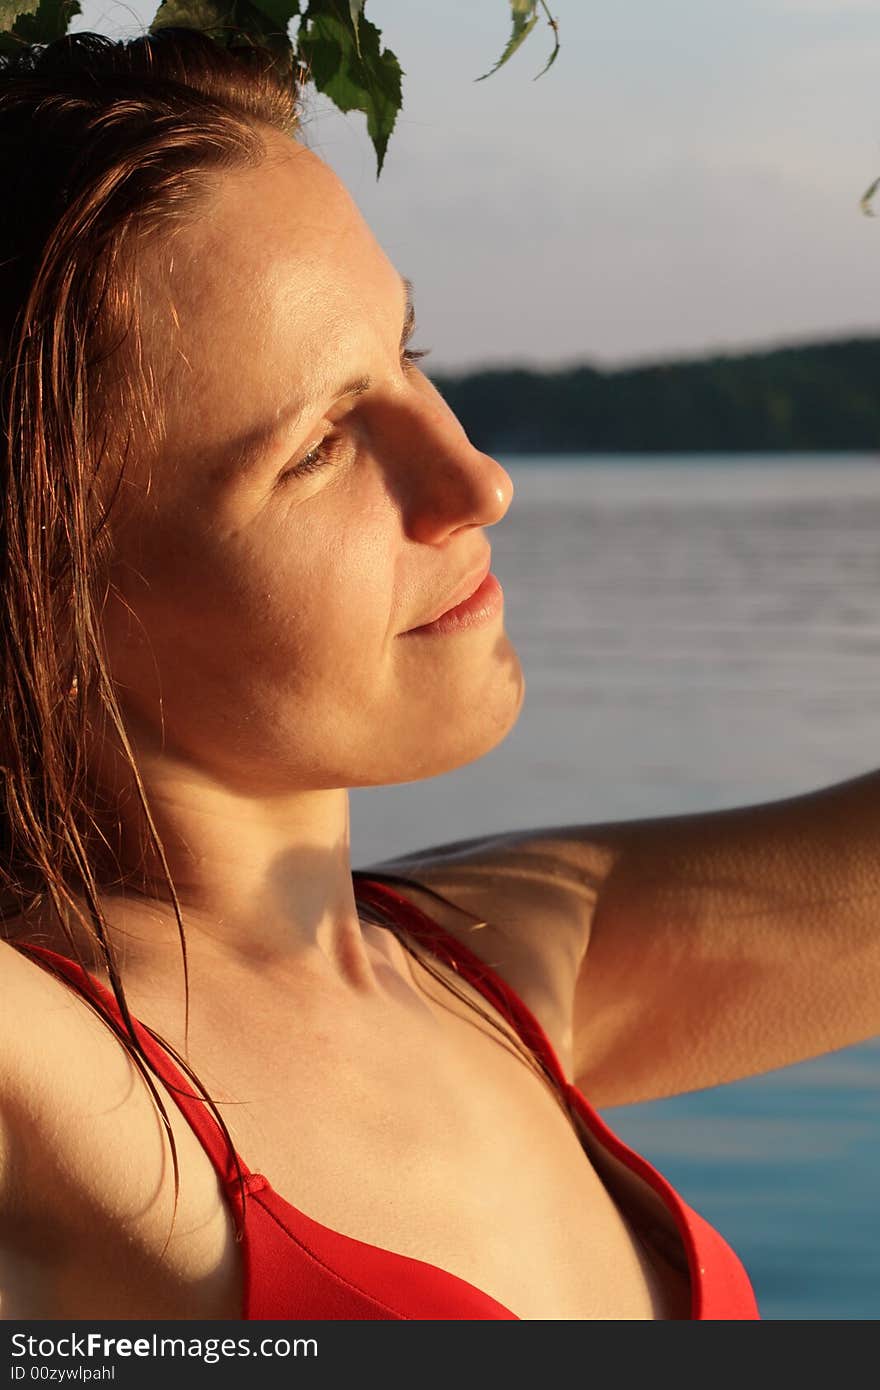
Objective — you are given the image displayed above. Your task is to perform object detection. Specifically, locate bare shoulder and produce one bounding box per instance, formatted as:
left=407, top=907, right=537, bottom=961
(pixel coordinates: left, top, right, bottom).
left=0, top=936, right=92, bottom=1173
left=0, top=934, right=92, bottom=1079
left=0, top=934, right=139, bottom=1200
left=357, top=825, right=614, bottom=1069
left=0, top=938, right=240, bottom=1319
left=0, top=936, right=67, bottom=1111
left=0, top=937, right=88, bottom=1311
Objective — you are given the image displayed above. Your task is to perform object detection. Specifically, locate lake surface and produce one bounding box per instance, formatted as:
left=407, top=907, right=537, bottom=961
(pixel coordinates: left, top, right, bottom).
left=350, top=452, right=880, bottom=1320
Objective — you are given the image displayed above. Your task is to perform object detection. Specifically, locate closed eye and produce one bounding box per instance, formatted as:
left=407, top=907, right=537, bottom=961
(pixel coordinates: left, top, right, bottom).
left=402, top=345, right=431, bottom=367
left=279, top=343, right=432, bottom=483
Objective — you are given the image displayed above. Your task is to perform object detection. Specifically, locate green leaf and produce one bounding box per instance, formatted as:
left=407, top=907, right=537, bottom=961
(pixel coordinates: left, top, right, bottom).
left=531, top=3, right=560, bottom=81
left=0, top=0, right=81, bottom=55
left=252, top=0, right=300, bottom=25
left=298, top=1, right=402, bottom=178
left=474, top=0, right=539, bottom=83
left=349, top=0, right=363, bottom=59
left=860, top=174, right=880, bottom=217
left=475, top=0, right=560, bottom=83
left=1, top=0, right=558, bottom=179
left=148, top=0, right=300, bottom=82
left=149, top=0, right=300, bottom=31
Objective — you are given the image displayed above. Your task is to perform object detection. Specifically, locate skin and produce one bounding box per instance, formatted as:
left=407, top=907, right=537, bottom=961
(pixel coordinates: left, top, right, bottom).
left=2, top=122, right=669, bottom=1329
left=44, top=128, right=525, bottom=999
left=0, top=177, right=681, bottom=1317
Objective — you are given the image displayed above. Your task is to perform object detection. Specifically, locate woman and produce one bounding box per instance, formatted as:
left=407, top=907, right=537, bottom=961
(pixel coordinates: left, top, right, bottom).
left=0, top=28, right=875, bottom=1322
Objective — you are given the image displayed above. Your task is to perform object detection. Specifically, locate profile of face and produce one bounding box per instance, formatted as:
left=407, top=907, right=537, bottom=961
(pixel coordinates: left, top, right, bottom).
left=101, top=130, right=525, bottom=806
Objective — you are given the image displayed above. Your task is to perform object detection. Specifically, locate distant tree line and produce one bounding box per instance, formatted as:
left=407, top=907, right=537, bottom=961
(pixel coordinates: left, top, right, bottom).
left=428, top=335, right=880, bottom=453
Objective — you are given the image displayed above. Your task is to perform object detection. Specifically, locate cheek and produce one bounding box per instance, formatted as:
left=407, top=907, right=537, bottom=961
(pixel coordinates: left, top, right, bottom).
left=255, top=536, right=393, bottom=685
left=107, top=517, right=245, bottom=659
left=106, top=513, right=393, bottom=706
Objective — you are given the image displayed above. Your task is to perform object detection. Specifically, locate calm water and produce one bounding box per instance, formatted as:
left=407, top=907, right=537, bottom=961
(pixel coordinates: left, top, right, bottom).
left=350, top=452, right=880, bottom=1320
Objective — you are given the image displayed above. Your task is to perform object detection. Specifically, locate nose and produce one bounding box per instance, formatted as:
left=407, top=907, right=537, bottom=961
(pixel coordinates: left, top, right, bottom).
left=397, top=389, right=514, bottom=541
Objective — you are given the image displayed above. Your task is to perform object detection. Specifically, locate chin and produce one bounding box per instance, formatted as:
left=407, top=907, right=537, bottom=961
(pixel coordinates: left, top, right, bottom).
left=391, top=667, right=526, bottom=785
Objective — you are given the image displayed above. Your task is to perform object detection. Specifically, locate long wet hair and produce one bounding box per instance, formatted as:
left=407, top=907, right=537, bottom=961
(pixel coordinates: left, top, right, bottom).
left=0, top=26, right=571, bottom=1262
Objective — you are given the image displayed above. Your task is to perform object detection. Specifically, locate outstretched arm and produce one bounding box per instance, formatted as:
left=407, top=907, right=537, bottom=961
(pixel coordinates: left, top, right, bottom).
left=361, top=769, right=880, bottom=1107
left=570, top=769, right=880, bottom=1105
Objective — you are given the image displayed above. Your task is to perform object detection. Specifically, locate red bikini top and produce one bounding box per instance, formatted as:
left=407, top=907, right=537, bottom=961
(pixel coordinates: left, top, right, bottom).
left=14, top=873, right=760, bottom=1320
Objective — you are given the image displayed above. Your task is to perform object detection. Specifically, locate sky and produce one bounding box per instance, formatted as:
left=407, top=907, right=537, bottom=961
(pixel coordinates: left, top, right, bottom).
left=72, top=1, right=880, bottom=372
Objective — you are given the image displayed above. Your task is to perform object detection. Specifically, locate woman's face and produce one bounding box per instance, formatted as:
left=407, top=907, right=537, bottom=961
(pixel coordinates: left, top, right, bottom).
left=104, top=131, right=524, bottom=799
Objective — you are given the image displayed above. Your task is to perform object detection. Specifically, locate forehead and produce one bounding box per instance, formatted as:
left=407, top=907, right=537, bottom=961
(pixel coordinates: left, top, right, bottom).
left=147, top=137, right=401, bottom=459
left=183, top=139, right=378, bottom=296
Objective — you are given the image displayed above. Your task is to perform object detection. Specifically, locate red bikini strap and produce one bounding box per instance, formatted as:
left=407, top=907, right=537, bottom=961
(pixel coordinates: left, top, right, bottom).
left=352, top=872, right=572, bottom=1095
left=12, top=941, right=250, bottom=1186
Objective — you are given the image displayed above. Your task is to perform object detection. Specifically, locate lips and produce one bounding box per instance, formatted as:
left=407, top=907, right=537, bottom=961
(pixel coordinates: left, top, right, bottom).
left=410, top=554, right=492, bottom=630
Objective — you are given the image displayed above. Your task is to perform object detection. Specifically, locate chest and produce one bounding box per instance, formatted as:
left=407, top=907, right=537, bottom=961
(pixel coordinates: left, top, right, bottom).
left=24, top=959, right=691, bottom=1321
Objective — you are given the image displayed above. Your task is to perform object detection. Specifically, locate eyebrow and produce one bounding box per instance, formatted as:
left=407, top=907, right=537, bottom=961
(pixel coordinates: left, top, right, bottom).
left=229, top=273, right=416, bottom=477
left=320, top=274, right=416, bottom=412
